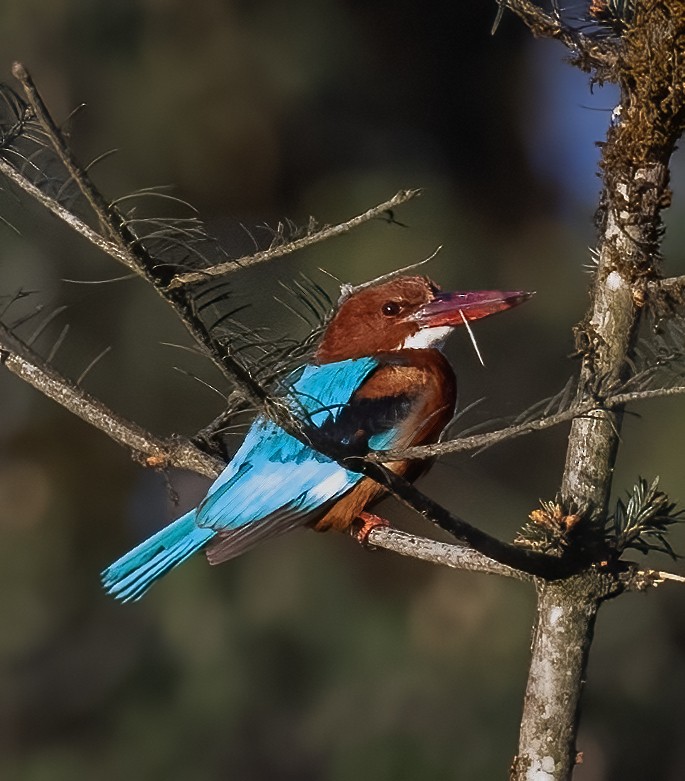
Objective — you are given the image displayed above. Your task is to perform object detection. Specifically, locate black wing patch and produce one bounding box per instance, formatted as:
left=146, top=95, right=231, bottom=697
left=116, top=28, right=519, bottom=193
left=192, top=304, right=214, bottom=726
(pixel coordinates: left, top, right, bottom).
left=306, top=392, right=415, bottom=457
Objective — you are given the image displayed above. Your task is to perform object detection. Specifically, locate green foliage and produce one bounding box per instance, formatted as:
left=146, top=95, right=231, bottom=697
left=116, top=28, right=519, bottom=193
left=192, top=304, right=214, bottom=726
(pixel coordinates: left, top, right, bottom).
left=606, top=477, right=683, bottom=558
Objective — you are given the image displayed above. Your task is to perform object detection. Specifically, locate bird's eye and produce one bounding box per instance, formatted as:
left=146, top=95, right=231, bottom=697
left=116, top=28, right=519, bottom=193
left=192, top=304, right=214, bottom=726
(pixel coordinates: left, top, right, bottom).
left=382, top=301, right=402, bottom=316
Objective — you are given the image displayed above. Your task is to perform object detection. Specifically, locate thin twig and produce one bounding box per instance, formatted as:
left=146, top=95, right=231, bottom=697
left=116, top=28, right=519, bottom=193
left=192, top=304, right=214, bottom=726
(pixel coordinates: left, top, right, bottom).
left=12, top=62, right=127, bottom=242
left=0, top=157, right=134, bottom=269
left=653, top=570, right=685, bottom=583
left=0, top=322, right=222, bottom=478
left=371, top=384, right=685, bottom=462
left=342, top=245, right=442, bottom=296
left=166, top=189, right=422, bottom=289
left=498, top=0, right=619, bottom=68
left=621, top=566, right=685, bottom=591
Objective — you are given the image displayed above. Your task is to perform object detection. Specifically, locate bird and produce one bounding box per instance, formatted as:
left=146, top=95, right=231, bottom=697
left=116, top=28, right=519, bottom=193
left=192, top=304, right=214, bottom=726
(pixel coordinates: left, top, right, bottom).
left=102, top=275, right=532, bottom=601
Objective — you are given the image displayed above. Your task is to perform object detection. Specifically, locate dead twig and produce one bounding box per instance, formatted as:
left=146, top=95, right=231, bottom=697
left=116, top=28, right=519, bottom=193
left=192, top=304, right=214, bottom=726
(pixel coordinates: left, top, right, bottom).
left=166, top=189, right=421, bottom=289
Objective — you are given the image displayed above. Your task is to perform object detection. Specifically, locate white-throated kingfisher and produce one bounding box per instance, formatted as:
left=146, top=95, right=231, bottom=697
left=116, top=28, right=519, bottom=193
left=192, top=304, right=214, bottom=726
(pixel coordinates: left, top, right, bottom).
left=102, top=275, right=531, bottom=601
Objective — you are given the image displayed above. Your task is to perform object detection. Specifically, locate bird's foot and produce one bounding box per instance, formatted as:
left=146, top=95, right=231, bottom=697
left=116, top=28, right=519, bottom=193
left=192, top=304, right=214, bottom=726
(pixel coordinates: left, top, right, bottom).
left=352, top=511, right=391, bottom=546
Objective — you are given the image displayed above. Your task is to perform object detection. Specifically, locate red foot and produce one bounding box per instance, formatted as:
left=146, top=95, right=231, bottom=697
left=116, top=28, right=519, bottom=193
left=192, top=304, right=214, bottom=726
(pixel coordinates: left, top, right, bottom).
left=352, top=511, right=391, bottom=545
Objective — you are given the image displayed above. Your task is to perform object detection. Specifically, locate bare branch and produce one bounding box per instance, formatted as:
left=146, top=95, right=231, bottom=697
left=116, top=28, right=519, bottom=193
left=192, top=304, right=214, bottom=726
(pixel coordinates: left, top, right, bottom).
left=370, top=384, right=685, bottom=462
left=166, top=189, right=421, bottom=289
left=12, top=62, right=123, bottom=241
left=0, top=156, right=134, bottom=269
left=365, top=526, right=533, bottom=582
left=0, top=322, right=222, bottom=478
left=352, top=459, right=577, bottom=580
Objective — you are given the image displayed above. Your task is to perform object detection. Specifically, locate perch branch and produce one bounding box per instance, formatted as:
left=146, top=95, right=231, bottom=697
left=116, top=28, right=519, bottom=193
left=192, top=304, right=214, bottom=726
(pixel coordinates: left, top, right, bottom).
left=0, top=317, right=561, bottom=580
left=352, top=459, right=578, bottom=579
left=366, top=526, right=533, bottom=581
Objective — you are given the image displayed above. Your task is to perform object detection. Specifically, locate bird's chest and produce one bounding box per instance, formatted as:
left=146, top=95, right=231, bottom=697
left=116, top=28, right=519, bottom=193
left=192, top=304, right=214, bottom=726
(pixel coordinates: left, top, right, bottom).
left=354, top=353, right=457, bottom=448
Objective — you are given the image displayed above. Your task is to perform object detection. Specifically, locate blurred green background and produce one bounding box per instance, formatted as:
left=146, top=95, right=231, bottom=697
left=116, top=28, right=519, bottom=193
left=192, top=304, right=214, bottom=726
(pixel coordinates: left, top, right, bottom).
left=0, top=1, right=684, bottom=779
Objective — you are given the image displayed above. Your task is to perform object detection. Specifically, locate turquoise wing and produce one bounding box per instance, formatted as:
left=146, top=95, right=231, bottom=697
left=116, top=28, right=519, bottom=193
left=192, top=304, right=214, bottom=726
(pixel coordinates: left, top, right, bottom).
left=195, top=357, right=380, bottom=536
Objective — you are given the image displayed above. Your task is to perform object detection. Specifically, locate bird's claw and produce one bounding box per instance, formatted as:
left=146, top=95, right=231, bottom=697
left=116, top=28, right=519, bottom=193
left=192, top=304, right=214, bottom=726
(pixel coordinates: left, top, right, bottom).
left=352, top=511, right=391, bottom=546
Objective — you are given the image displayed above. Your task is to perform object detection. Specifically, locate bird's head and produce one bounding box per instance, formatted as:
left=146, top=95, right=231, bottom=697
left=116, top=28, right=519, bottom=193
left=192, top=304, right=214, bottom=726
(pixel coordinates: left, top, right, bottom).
left=315, top=275, right=532, bottom=363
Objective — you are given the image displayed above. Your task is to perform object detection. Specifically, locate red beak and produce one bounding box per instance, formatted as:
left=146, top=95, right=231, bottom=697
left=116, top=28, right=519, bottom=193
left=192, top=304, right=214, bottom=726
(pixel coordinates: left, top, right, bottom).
left=415, top=290, right=534, bottom=328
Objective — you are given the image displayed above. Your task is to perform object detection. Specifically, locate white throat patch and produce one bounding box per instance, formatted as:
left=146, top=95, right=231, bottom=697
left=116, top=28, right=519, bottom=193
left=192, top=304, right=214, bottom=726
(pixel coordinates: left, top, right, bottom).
left=399, top=325, right=452, bottom=350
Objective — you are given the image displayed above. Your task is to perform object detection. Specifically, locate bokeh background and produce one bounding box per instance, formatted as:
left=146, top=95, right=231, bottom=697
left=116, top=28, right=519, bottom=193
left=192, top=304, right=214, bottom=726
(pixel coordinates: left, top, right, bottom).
left=0, top=1, right=684, bottom=779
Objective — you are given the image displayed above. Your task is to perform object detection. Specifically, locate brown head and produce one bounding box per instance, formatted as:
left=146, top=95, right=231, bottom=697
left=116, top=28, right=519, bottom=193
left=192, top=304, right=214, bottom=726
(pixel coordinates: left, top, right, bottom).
left=315, top=275, right=532, bottom=363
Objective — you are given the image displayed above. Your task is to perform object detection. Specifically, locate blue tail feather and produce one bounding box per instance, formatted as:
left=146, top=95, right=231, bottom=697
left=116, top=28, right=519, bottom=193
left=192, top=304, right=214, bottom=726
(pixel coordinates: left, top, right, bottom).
left=102, top=511, right=214, bottom=602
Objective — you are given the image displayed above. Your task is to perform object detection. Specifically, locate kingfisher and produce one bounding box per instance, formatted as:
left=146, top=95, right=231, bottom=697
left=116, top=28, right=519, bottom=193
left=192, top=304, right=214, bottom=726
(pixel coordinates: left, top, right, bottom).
left=102, top=275, right=531, bottom=601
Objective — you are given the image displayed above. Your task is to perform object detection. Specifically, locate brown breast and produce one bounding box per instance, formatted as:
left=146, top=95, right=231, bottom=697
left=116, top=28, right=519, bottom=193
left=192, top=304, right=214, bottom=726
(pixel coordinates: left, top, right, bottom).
left=312, top=349, right=456, bottom=532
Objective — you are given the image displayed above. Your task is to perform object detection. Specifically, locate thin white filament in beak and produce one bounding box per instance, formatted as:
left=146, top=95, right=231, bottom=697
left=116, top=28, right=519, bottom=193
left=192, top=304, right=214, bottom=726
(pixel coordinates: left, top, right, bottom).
left=459, top=309, right=485, bottom=367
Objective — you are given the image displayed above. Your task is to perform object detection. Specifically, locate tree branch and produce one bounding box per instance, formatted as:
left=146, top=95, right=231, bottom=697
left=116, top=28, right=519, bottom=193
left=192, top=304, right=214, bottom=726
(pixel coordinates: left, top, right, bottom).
left=0, top=322, right=222, bottom=477
left=0, top=156, right=134, bottom=269
left=166, top=189, right=421, bottom=289
left=350, top=459, right=577, bottom=579
left=497, top=0, right=619, bottom=68
left=12, top=62, right=126, bottom=242
left=621, top=566, right=685, bottom=591
left=370, top=384, right=685, bottom=462
left=7, top=63, right=260, bottom=391
left=365, top=526, right=533, bottom=581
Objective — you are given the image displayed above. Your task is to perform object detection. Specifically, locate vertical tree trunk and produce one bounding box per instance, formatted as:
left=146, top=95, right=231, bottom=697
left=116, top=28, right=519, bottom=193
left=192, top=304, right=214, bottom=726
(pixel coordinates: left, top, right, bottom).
left=510, top=575, right=615, bottom=781
left=510, top=2, right=685, bottom=777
